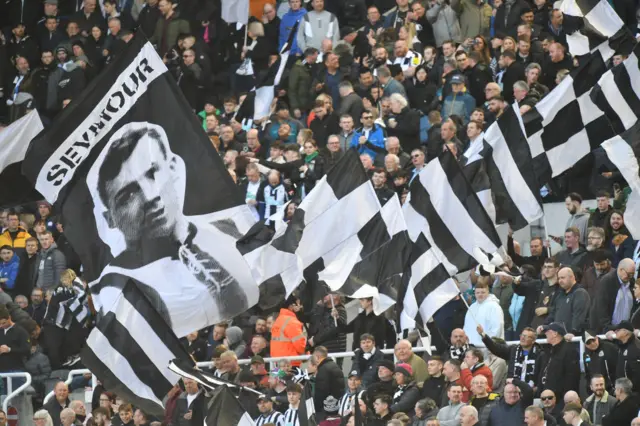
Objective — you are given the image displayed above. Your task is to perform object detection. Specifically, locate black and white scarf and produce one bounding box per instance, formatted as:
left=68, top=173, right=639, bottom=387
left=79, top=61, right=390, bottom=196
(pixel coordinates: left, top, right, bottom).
left=513, top=345, right=539, bottom=387
left=449, top=344, right=469, bottom=361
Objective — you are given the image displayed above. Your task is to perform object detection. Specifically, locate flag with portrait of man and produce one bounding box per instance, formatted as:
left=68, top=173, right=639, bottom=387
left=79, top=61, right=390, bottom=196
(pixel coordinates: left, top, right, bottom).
left=21, top=34, right=260, bottom=413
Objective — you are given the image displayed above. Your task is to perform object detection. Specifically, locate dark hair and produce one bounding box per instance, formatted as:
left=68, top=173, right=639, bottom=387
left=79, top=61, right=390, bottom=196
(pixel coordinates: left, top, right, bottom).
left=596, top=190, right=611, bottom=199
left=566, top=192, right=583, bottom=203
left=592, top=249, right=611, bottom=263
left=375, top=394, right=393, bottom=406
left=92, top=407, right=110, bottom=417
left=303, top=47, right=319, bottom=57
left=455, top=50, right=467, bottom=58
left=489, top=95, right=505, bottom=102
left=313, top=346, right=328, bottom=357
left=0, top=245, right=13, bottom=252
left=467, top=348, right=484, bottom=362
left=118, top=404, right=133, bottom=413
left=445, top=359, right=461, bottom=371
left=372, top=167, right=386, bottom=176
left=360, top=333, right=375, bottom=343
left=97, top=127, right=167, bottom=206
left=0, top=306, right=9, bottom=320
left=500, top=50, right=516, bottom=61
left=286, top=383, right=303, bottom=394
left=544, top=256, right=559, bottom=268
left=271, top=141, right=286, bottom=151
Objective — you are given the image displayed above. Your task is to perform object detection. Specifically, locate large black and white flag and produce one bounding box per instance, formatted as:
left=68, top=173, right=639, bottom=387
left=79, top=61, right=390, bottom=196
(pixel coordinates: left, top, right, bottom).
left=205, top=385, right=256, bottom=426
left=522, top=40, right=618, bottom=183
left=236, top=23, right=297, bottom=122
left=481, top=103, right=543, bottom=231
left=81, top=281, right=194, bottom=415
left=399, top=150, right=501, bottom=329
left=237, top=149, right=381, bottom=306
left=557, top=0, right=628, bottom=57
left=22, top=35, right=259, bottom=338
left=221, top=0, right=249, bottom=24
left=600, top=120, right=640, bottom=239
left=318, top=193, right=411, bottom=305
left=590, top=42, right=640, bottom=136
left=21, top=35, right=258, bottom=409
left=0, top=110, right=44, bottom=207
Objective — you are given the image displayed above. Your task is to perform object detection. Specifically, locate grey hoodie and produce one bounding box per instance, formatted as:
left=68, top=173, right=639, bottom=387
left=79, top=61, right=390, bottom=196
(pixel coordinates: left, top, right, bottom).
left=35, top=243, right=67, bottom=291
left=566, top=210, right=590, bottom=246
left=225, top=326, right=247, bottom=358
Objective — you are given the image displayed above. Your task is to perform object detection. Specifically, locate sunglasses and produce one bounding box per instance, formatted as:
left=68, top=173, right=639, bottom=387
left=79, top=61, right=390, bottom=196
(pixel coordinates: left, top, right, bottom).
left=541, top=396, right=555, bottom=401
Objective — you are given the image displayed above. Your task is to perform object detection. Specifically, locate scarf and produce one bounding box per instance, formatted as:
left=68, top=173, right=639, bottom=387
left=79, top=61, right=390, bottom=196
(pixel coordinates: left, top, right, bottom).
left=305, top=151, right=319, bottom=163
left=449, top=344, right=469, bottom=360
left=513, top=345, right=539, bottom=387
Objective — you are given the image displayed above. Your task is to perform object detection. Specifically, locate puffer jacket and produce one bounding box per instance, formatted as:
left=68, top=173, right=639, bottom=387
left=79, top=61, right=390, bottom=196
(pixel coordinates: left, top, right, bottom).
left=24, top=345, right=52, bottom=395
left=426, top=1, right=462, bottom=47
left=34, top=243, right=66, bottom=291
left=225, top=326, right=247, bottom=359
left=391, top=381, right=421, bottom=417
left=0, top=227, right=32, bottom=254
left=451, top=0, right=492, bottom=40
left=442, top=90, right=476, bottom=124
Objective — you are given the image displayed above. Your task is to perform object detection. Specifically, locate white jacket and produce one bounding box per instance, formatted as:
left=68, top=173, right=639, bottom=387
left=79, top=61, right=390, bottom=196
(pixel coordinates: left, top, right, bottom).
left=463, top=294, right=504, bottom=346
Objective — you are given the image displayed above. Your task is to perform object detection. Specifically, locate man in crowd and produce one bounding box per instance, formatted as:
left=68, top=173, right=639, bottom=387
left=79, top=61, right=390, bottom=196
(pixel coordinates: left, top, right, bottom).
left=0, top=212, right=31, bottom=256
left=584, top=374, right=617, bottom=425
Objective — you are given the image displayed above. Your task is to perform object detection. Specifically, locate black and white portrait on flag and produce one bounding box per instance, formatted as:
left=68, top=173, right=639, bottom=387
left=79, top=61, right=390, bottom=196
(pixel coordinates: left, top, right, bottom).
left=22, top=36, right=260, bottom=338
left=85, top=122, right=258, bottom=337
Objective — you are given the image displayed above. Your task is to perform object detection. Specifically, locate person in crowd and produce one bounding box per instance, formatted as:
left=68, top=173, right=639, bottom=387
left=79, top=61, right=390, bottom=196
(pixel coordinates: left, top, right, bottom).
left=308, top=293, right=346, bottom=357
left=538, top=322, right=581, bottom=402
left=524, top=405, right=554, bottom=426
left=583, top=332, right=618, bottom=395
left=313, top=346, right=344, bottom=421
left=468, top=375, right=499, bottom=425
left=367, top=359, right=396, bottom=403
left=283, top=382, right=305, bottom=425
left=437, top=383, right=465, bottom=425
left=591, top=258, right=635, bottom=333
left=555, top=227, right=588, bottom=269
left=602, top=378, right=640, bottom=426
left=582, top=248, right=612, bottom=301
left=34, top=231, right=66, bottom=291
left=0, top=212, right=32, bottom=256
left=463, top=280, right=504, bottom=346
left=390, top=363, right=420, bottom=417
left=345, top=297, right=396, bottom=351
left=478, top=324, right=542, bottom=390
left=604, top=211, right=635, bottom=267
left=460, top=348, right=494, bottom=394
left=43, top=382, right=70, bottom=424
left=270, top=293, right=306, bottom=366
left=562, top=402, right=589, bottom=426
left=563, top=391, right=591, bottom=423
left=421, top=356, right=446, bottom=406
left=488, top=379, right=534, bottom=425
left=337, top=371, right=363, bottom=418
left=255, top=394, right=284, bottom=425
left=351, top=333, right=384, bottom=387
left=373, top=394, right=394, bottom=425
left=0, top=246, right=19, bottom=296
left=395, top=339, right=429, bottom=384
left=513, top=257, right=560, bottom=332
left=540, top=267, right=590, bottom=337
left=584, top=374, right=617, bottom=426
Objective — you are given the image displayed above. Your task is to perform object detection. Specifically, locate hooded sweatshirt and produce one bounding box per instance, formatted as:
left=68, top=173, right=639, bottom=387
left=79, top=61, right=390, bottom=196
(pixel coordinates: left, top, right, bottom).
left=225, top=326, right=247, bottom=358
left=463, top=294, right=504, bottom=346
left=0, top=254, right=20, bottom=291
left=566, top=210, right=590, bottom=246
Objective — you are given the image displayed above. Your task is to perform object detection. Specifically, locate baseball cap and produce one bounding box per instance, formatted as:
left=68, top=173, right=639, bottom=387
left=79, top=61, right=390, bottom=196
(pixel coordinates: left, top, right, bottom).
left=44, top=0, right=58, bottom=4
left=615, top=320, right=634, bottom=333
left=256, top=394, right=270, bottom=403
left=542, top=322, right=566, bottom=336
left=584, top=330, right=597, bottom=343
left=348, top=370, right=361, bottom=378
left=251, top=355, right=265, bottom=365
left=451, top=74, right=465, bottom=85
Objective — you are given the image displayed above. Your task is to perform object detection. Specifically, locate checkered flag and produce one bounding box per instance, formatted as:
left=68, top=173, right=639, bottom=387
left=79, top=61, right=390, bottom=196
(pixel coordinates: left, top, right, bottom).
left=521, top=36, right=633, bottom=183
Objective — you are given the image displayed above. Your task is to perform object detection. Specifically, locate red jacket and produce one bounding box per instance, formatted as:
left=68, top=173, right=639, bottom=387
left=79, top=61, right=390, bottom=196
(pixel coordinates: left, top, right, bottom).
left=460, top=363, right=494, bottom=402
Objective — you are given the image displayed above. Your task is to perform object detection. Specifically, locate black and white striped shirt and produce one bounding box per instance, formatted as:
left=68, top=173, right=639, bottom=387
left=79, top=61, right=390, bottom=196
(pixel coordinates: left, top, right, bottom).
left=255, top=410, right=284, bottom=426
left=338, top=391, right=356, bottom=417
left=282, top=407, right=300, bottom=426
left=393, top=50, right=424, bottom=71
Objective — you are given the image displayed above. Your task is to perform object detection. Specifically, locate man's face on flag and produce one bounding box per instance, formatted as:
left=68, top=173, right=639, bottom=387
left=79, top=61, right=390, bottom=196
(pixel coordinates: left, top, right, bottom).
left=103, top=134, right=181, bottom=243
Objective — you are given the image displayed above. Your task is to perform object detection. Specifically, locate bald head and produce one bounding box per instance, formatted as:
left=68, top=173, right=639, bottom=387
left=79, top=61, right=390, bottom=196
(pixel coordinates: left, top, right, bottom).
left=618, top=258, right=636, bottom=283
left=564, top=390, right=581, bottom=405
left=558, top=267, right=576, bottom=291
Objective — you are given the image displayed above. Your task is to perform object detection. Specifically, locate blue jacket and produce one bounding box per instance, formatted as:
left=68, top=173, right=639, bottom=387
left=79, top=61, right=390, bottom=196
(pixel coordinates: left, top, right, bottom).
left=351, top=124, right=386, bottom=160
left=442, top=90, right=476, bottom=123
left=279, top=8, right=307, bottom=55
left=0, top=254, right=20, bottom=291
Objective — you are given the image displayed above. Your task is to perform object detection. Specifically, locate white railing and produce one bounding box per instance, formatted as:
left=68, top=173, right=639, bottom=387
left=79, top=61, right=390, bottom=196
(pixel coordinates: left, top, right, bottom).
left=0, top=372, right=32, bottom=413
left=42, top=369, right=95, bottom=404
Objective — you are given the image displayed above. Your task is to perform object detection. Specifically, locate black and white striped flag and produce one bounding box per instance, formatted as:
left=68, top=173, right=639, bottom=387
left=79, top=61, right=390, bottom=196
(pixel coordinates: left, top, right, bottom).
left=237, top=149, right=382, bottom=306
left=81, top=281, right=194, bottom=415
left=205, top=385, right=256, bottom=426
left=600, top=120, right=640, bottom=239
left=399, top=150, right=501, bottom=329
left=236, top=23, right=298, bottom=123
left=56, top=278, right=90, bottom=329
left=318, top=193, right=411, bottom=304
left=481, top=103, right=543, bottom=231
left=168, top=357, right=264, bottom=396
left=0, top=110, right=44, bottom=207
left=557, top=0, right=629, bottom=57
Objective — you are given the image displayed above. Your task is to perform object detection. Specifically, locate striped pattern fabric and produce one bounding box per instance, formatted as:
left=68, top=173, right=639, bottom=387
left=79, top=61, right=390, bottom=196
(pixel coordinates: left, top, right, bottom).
left=206, top=385, right=257, bottom=426
left=399, top=150, right=502, bottom=330
left=81, top=281, right=194, bottom=415
left=56, top=278, right=90, bottom=330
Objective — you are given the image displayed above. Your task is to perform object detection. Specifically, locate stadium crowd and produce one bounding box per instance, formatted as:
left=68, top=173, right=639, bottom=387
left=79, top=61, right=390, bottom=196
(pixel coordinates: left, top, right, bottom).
left=1, top=0, right=640, bottom=424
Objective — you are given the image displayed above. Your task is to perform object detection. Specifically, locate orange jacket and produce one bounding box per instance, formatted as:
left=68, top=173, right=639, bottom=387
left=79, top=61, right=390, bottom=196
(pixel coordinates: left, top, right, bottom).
left=0, top=227, right=32, bottom=251
left=270, top=308, right=306, bottom=366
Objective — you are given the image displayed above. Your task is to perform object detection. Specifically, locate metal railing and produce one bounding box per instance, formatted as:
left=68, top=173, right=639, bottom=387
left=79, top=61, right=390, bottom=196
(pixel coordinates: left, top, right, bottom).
left=0, top=372, right=32, bottom=413
left=42, top=369, right=95, bottom=404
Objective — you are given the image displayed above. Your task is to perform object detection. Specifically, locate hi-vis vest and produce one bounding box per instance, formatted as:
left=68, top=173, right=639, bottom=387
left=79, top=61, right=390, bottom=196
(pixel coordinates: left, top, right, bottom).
left=271, top=308, right=306, bottom=366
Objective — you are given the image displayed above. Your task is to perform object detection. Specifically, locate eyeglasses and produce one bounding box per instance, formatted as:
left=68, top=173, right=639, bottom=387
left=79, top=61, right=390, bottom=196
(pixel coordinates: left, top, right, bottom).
left=541, top=396, right=555, bottom=401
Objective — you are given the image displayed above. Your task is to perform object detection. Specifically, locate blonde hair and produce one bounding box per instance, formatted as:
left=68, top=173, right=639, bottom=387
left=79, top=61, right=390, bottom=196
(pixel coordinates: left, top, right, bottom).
left=297, top=128, right=314, bottom=146
left=248, top=21, right=265, bottom=37
left=60, top=269, right=77, bottom=287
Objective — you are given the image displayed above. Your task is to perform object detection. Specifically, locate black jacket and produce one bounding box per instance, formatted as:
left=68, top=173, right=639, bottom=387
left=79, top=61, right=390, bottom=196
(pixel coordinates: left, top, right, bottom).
left=583, top=339, right=618, bottom=394
left=181, top=337, right=207, bottom=362
left=602, top=393, right=640, bottom=426
left=501, top=60, right=526, bottom=104
left=0, top=323, right=30, bottom=371
left=309, top=112, right=341, bottom=148
left=512, top=278, right=559, bottom=333
left=465, top=63, right=493, bottom=108
left=506, top=236, right=548, bottom=275
left=615, top=335, right=640, bottom=392
left=314, top=358, right=345, bottom=420
left=420, top=375, right=446, bottom=407
left=15, top=252, right=37, bottom=300
left=351, top=348, right=385, bottom=387
left=406, top=77, right=438, bottom=115
left=590, top=270, right=632, bottom=333
left=482, top=334, right=543, bottom=388
left=391, top=381, right=420, bottom=416
left=43, top=397, right=70, bottom=425
left=344, top=310, right=396, bottom=351
left=493, top=0, right=530, bottom=38
left=387, top=106, right=421, bottom=153
left=173, top=392, right=205, bottom=426
left=308, top=304, right=347, bottom=354
left=538, top=339, right=581, bottom=398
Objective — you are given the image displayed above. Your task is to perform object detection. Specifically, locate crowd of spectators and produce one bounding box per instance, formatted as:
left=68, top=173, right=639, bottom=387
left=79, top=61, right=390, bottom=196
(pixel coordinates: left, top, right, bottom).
left=2, top=0, right=640, bottom=424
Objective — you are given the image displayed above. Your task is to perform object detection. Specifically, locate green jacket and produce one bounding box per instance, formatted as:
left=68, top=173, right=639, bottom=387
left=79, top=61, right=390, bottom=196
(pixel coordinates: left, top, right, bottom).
left=288, top=60, right=314, bottom=112
left=451, top=0, right=492, bottom=40
left=150, top=12, right=191, bottom=56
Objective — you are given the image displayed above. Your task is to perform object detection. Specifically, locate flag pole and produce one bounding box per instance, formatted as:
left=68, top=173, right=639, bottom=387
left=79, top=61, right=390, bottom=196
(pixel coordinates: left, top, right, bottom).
left=458, top=289, right=480, bottom=326
left=542, top=214, right=552, bottom=257
left=329, top=294, right=338, bottom=327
